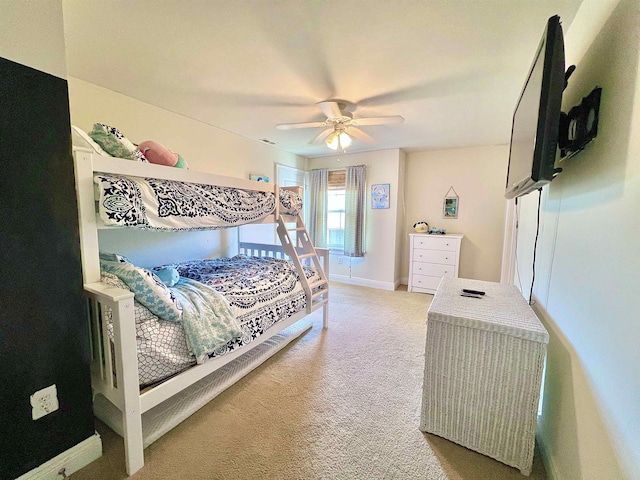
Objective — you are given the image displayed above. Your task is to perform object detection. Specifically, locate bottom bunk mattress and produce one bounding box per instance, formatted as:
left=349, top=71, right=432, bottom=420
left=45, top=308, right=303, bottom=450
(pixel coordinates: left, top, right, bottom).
left=101, top=255, right=324, bottom=388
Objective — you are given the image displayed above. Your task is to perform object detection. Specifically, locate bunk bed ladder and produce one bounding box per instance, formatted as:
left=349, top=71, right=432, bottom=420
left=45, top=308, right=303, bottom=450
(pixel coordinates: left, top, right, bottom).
left=276, top=213, right=329, bottom=318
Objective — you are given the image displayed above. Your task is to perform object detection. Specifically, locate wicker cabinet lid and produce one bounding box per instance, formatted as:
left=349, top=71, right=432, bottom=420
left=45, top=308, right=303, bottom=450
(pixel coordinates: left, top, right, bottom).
left=427, top=278, right=549, bottom=344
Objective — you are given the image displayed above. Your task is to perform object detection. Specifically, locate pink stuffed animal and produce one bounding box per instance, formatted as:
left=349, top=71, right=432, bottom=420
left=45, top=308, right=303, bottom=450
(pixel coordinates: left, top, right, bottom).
left=138, top=140, right=188, bottom=168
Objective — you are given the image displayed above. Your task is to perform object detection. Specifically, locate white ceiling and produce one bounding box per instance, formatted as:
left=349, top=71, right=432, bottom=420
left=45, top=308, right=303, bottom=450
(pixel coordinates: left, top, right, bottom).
left=62, top=0, right=583, bottom=158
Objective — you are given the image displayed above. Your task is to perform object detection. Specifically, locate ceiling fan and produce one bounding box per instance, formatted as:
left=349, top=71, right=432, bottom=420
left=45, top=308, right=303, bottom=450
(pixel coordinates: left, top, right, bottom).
left=276, top=101, right=404, bottom=151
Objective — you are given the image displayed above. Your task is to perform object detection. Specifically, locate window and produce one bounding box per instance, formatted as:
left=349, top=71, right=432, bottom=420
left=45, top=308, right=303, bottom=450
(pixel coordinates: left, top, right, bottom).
left=327, top=170, right=346, bottom=252
left=308, top=166, right=365, bottom=257
left=327, top=189, right=345, bottom=251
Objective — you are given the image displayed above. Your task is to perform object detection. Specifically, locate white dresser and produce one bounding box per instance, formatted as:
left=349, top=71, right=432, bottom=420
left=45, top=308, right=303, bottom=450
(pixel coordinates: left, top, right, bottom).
left=408, top=233, right=463, bottom=294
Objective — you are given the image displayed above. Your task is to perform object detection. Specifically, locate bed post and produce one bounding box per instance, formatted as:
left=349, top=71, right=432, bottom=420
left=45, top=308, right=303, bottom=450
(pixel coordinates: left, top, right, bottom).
left=73, top=149, right=101, bottom=284
left=316, top=248, right=330, bottom=329
left=111, top=295, right=144, bottom=475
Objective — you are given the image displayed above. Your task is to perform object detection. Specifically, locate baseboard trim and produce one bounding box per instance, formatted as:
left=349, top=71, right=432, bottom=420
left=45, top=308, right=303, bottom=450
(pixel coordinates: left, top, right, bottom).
left=329, top=274, right=396, bottom=291
left=16, top=433, right=102, bottom=480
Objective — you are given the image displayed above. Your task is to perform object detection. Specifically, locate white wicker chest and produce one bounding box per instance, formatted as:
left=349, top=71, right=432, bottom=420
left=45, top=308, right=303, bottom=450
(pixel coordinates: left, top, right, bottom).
left=419, top=278, right=549, bottom=476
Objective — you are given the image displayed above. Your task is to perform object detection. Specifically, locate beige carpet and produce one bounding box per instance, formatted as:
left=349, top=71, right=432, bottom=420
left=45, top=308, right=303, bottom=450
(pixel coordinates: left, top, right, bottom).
left=72, top=283, right=547, bottom=479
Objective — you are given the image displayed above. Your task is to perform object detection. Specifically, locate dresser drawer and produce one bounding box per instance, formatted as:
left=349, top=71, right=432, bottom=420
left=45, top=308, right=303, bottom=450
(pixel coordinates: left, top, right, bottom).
left=411, top=274, right=442, bottom=292
left=412, top=261, right=456, bottom=277
left=412, top=249, right=457, bottom=266
left=414, top=236, right=459, bottom=252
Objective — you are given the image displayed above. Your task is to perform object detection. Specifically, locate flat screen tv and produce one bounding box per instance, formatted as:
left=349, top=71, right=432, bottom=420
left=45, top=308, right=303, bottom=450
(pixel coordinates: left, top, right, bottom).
left=505, top=15, right=565, bottom=199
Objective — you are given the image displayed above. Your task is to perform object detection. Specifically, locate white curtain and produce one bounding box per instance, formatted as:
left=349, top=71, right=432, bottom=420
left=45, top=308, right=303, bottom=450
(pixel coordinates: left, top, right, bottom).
left=308, top=168, right=328, bottom=248
left=344, top=165, right=366, bottom=257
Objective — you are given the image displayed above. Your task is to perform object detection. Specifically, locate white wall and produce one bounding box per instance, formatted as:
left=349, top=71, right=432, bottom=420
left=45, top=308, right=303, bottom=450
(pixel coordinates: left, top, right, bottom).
left=67, top=78, right=307, bottom=267
left=404, top=145, right=509, bottom=283
left=514, top=0, right=640, bottom=477
left=0, top=0, right=67, bottom=79
left=394, top=151, right=407, bottom=283
left=308, top=149, right=403, bottom=290
left=68, top=79, right=306, bottom=176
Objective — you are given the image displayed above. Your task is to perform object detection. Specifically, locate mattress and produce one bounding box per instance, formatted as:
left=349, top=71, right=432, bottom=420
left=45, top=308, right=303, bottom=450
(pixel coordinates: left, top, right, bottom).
left=94, top=173, right=303, bottom=230
left=101, top=255, right=324, bottom=388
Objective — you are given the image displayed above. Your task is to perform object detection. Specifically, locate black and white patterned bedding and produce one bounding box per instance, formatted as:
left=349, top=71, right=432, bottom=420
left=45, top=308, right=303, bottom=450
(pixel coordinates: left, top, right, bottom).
left=166, top=255, right=322, bottom=355
left=101, top=255, right=324, bottom=388
left=94, top=174, right=302, bottom=230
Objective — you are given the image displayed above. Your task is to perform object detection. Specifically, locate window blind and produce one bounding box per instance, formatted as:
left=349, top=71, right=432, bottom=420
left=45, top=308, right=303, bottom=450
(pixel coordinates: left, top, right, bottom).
left=328, top=169, right=346, bottom=190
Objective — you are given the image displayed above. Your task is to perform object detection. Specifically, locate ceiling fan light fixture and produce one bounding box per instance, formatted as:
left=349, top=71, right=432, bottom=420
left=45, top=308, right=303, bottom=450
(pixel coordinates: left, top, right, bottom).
left=339, top=131, right=352, bottom=149
left=276, top=100, right=404, bottom=153
left=325, top=131, right=340, bottom=150
left=325, top=129, right=351, bottom=151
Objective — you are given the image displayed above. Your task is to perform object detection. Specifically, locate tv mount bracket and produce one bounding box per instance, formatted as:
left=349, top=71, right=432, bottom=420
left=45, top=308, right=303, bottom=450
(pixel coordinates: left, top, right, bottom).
left=558, top=65, right=602, bottom=159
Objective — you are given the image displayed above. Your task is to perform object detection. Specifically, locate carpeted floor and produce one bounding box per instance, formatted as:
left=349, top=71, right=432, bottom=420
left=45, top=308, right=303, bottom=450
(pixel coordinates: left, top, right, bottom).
left=72, top=283, right=547, bottom=479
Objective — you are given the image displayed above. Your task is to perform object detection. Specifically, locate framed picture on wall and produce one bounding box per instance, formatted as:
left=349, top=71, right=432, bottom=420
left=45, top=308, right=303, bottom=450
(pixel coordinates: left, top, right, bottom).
left=443, top=186, right=459, bottom=219
left=443, top=196, right=458, bottom=219
left=371, top=184, right=390, bottom=209
left=249, top=173, right=269, bottom=182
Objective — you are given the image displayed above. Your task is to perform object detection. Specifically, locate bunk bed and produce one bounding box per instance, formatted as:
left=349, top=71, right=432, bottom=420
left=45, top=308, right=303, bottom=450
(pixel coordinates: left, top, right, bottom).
left=73, top=147, right=329, bottom=476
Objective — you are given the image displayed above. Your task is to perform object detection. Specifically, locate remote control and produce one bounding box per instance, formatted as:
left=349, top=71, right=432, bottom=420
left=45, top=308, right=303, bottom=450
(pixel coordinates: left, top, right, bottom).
left=462, top=288, right=485, bottom=296
left=460, top=293, right=482, bottom=299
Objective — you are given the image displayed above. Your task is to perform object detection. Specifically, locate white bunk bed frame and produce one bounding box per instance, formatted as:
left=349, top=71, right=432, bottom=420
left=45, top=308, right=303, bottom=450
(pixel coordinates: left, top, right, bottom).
left=73, top=149, right=329, bottom=476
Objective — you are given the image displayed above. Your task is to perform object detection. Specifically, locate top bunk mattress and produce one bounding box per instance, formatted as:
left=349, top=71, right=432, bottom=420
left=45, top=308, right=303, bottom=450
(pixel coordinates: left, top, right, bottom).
left=94, top=173, right=303, bottom=231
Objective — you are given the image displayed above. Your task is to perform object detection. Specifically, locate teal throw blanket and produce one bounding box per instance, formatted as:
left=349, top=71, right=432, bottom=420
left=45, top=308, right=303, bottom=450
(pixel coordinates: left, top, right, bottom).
left=169, top=278, right=243, bottom=363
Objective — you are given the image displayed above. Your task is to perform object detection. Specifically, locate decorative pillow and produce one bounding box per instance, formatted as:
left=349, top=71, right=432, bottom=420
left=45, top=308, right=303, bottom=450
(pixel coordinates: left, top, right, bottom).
left=154, top=266, right=180, bottom=287
left=99, top=251, right=132, bottom=264
left=71, top=125, right=111, bottom=156
left=88, top=123, right=149, bottom=162
left=174, top=155, right=189, bottom=169
left=138, top=140, right=178, bottom=166
left=138, top=140, right=189, bottom=169
left=100, top=259, right=182, bottom=322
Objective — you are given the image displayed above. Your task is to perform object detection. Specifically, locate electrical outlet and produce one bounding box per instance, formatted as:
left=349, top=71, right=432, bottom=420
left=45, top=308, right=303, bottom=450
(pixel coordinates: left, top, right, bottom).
left=30, top=384, right=59, bottom=420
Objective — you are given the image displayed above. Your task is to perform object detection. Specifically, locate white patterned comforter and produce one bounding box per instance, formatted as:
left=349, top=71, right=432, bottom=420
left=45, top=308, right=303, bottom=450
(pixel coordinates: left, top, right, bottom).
left=94, top=174, right=303, bottom=230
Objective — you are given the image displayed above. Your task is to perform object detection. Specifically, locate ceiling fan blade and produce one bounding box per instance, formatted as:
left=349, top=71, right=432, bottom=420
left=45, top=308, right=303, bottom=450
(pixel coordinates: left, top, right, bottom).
left=347, top=127, right=375, bottom=144
left=350, top=115, right=405, bottom=126
left=310, top=127, right=334, bottom=144
left=317, top=101, right=343, bottom=119
left=276, top=121, right=328, bottom=130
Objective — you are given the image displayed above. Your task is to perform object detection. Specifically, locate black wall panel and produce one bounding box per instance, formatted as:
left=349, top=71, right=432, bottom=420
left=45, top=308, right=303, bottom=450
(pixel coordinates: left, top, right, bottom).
left=0, top=57, right=94, bottom=479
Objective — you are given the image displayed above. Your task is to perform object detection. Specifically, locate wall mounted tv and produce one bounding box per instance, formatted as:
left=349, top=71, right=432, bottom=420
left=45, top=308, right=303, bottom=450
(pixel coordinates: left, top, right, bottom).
left=505, top=15, right=565, bottom=199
